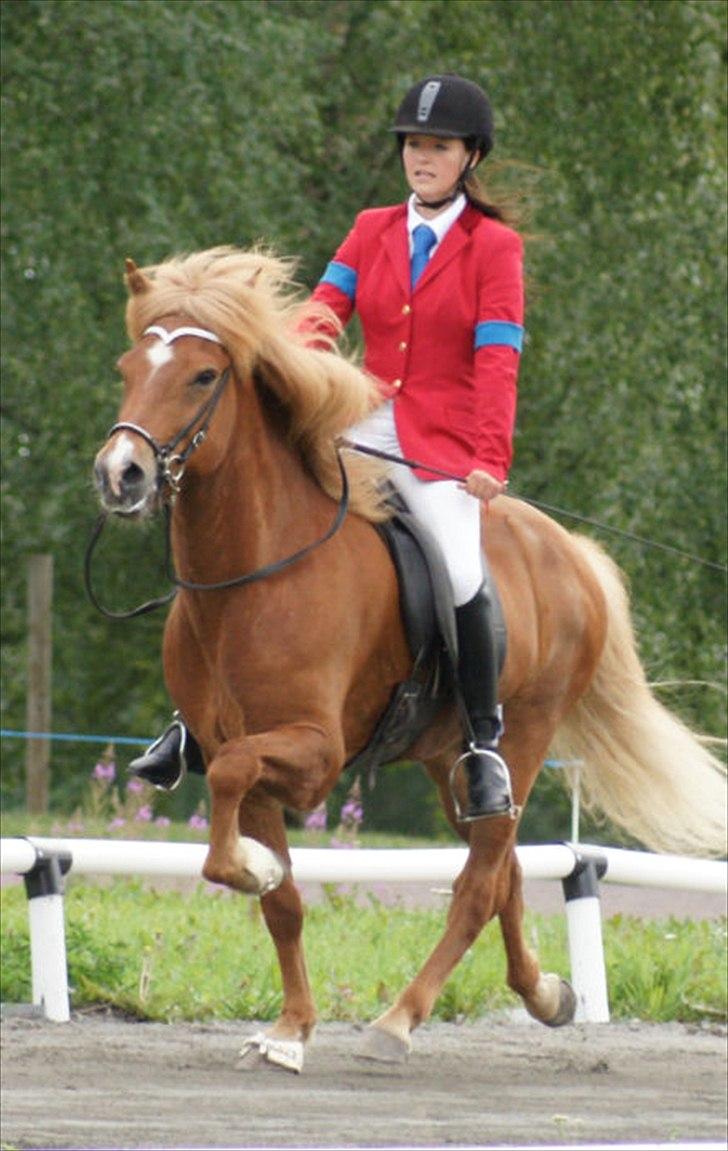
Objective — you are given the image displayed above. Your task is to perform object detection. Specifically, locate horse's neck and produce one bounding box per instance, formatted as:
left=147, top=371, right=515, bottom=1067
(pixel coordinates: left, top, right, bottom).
left=171, top=415, right=323, bottom=587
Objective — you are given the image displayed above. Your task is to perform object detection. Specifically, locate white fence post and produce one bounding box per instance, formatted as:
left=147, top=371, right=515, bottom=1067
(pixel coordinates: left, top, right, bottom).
left=562, top=851, right=610, bottom=1023
left=21, top=847, right=72, bottom=1022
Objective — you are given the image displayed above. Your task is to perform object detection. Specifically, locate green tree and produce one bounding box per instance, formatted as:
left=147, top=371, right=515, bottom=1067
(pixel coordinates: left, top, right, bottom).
left=1, top=0, right=725, bottom=825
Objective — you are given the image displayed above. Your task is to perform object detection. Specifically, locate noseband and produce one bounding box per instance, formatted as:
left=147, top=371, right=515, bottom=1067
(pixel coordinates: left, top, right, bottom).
left=107, top=325, right=230, bottom=500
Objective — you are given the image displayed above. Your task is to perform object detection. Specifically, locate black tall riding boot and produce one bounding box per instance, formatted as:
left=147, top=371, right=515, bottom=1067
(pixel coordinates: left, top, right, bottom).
left=128, top=712, right=205, bottom=791
left=452, top=585, right=515, bottom=821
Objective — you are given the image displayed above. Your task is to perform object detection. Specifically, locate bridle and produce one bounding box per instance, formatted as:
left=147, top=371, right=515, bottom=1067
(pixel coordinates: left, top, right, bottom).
left=85, top=323, right=350, bottom=620
left=107, top=324, right=231, bottom=501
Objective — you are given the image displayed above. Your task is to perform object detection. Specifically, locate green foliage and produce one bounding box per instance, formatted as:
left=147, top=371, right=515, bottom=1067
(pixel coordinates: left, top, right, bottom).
left=1, top=881, right=725, bottom=1023
left=2, top=0, right=726, bottom=824
left=605, top=914, right=728, bottom=1022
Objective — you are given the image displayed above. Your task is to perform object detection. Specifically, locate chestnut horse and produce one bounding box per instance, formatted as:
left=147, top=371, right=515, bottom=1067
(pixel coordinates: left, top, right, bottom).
left=93, top=247, right=725, bottom=1072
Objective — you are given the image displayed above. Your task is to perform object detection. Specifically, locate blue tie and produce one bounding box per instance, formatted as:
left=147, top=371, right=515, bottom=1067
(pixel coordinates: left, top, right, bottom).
left=410, top=224, right=437, bottom=288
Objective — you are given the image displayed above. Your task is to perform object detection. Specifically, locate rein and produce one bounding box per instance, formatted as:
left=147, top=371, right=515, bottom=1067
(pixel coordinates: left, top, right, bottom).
left=339, top=438, right=728, bottom=575
left=85, top=355, right=351, bottom=619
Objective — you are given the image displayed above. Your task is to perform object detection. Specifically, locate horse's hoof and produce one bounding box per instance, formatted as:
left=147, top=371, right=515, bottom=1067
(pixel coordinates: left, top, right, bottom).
left=239, top=837, right=287, bottom=896
left=355, top=1024, right=411, bottom=1064
left=542, top=979, right=577, bottom=1028
left=237, top=1030, right=304, bottom=1073
left=525, top=972, right=577, bottom=1028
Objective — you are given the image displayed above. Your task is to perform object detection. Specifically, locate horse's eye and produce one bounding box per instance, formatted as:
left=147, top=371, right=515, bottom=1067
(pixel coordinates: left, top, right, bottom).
left=193, top=369, right=218, bottom=387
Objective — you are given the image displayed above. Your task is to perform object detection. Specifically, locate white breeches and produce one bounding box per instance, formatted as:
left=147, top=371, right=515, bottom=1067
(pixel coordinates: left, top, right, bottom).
left=350, top=401, right=484, bottom=606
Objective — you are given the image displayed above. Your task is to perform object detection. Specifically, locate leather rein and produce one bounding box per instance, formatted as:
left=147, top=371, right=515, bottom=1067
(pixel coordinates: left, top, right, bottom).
left=85, top=325, right=350, bottom=620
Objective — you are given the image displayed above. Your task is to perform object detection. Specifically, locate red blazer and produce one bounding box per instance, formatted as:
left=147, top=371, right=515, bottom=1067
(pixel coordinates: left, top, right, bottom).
left=311, top=203, right=524, bottom=483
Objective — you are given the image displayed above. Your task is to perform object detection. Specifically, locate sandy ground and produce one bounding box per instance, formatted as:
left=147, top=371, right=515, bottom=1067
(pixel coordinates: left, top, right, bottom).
left=1, top=1011, right=726, bottom=1150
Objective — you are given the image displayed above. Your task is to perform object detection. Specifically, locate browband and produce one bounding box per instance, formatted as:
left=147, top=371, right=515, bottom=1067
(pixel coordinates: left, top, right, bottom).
left=143, top=324, right=222, bottom=346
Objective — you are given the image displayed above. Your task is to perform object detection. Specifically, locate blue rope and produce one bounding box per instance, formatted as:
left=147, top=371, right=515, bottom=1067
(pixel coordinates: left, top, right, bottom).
left=0, top=728, right=569, bottom=768
left=0, top=729, right=148, bottom=746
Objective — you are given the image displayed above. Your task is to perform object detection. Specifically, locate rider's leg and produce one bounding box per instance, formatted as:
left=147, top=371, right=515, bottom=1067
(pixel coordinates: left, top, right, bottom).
left=353, top=409, right=513, bottom=821
left=128, top=712, right=205, bottom=791
left=453, top=585, right=514, bottom=819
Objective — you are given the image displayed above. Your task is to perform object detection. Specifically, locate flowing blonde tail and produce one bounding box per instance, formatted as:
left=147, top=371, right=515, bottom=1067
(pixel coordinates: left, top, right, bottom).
left=551, top=536, right=727, bottom=857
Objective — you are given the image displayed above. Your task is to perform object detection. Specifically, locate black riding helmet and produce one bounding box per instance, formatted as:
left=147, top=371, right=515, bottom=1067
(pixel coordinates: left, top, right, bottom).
left=390, top=74, right=494, bottom=159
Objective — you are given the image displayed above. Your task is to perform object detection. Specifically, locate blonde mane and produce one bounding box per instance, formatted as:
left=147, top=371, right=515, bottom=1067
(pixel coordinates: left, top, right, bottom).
left=124, top=246, right=389, bottom=520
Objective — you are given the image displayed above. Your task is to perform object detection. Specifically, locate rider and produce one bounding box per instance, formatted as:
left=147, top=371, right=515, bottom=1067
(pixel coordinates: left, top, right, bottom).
left=130, top=73, right=524, bottom=821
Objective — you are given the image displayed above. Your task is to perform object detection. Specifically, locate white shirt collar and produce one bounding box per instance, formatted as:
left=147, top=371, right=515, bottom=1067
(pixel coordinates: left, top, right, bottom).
left=407, top=193, right=467, bottom=253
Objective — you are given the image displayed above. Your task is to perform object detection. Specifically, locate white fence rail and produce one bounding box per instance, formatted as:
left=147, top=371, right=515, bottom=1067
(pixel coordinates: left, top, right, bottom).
left=2, top=836, right=725, bottom=1027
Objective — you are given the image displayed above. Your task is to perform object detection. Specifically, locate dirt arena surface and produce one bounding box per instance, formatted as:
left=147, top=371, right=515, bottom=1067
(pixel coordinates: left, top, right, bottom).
left=1, top=1011, right=726, bottom=1150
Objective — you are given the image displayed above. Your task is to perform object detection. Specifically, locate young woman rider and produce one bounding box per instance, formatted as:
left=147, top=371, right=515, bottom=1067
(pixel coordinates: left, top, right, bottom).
left=130, top=74, right=524, bottom=822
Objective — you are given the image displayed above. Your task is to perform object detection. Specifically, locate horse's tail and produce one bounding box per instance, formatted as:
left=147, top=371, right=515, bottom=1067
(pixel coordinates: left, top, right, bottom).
left=551, top=535, right=726, bottom=857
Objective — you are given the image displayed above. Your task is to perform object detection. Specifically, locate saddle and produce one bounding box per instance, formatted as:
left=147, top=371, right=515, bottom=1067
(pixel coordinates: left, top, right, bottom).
left=345, top=508, right=506, bottom=779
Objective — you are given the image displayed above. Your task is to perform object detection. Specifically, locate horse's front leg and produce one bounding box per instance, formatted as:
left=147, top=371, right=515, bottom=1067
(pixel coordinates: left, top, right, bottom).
left=203, top=720, right=342, bottom=894
left=202, top=722, right=343, bottom=1074
left=201, top=737, right=284, bottom=895
left=232, top=797, right=317, bottom=1074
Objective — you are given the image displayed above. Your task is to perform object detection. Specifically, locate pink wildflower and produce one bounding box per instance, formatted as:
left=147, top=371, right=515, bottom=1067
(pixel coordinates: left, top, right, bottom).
left=304, top=803, right=327, bottom=831
left=93, top=760, right=116, bottom=783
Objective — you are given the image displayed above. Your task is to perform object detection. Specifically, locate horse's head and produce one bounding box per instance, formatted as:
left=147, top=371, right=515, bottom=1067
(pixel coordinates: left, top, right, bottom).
left=94, top=248, right=389, bottom=526
left=94, top=263, right=234, bottom=518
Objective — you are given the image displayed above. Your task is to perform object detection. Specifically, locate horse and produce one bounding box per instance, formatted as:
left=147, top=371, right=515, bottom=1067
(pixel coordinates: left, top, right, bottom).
left=92, top=246, right=726, bottom=1072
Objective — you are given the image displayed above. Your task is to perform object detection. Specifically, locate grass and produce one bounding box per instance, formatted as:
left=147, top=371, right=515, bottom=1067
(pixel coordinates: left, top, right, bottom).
left=1, top=879, right=725, bottom=1025
left=2, top=768, right=725, bottom=1028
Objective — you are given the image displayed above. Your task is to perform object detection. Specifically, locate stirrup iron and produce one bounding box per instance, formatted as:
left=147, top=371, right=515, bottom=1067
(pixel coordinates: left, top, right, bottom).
left=128, top=712, right=187, bottom=792
left=449, top=740, right=520, bottom=823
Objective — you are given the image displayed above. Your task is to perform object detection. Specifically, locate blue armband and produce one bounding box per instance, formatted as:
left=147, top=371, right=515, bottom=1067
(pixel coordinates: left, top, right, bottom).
left=320, top=261, right=357, bottom=301
left=474, top=320, right=524, bottom=352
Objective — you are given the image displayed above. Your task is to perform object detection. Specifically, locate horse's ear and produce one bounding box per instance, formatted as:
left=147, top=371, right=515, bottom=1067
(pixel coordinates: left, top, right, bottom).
left=125, top=258, right=152, bottom=295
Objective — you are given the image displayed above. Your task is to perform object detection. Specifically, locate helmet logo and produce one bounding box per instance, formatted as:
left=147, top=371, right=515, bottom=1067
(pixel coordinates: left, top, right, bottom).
left=417, top=80, right=441, bottom=123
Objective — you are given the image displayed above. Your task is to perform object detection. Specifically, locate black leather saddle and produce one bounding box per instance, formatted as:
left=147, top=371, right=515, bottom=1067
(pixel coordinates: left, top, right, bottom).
left=345, top=508, right=506, bottom=779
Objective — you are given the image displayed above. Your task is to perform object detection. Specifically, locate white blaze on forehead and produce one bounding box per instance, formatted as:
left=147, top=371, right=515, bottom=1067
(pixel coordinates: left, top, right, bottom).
left=146, top=340, right=174, bottom=368
left=142, top=323, right=221, bottom=373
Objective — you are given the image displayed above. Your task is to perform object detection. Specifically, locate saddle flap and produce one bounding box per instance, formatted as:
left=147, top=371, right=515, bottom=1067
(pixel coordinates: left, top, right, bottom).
left=378, top=510, right=506, bottom=674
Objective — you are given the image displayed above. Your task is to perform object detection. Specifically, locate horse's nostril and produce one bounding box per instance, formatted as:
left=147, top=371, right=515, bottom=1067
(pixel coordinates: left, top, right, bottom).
left=121, top=461, right=145, bottom=493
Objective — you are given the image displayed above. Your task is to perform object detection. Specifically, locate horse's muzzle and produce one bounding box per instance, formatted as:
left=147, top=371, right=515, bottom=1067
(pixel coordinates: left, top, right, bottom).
left=93, top=439, right=159, bottom=518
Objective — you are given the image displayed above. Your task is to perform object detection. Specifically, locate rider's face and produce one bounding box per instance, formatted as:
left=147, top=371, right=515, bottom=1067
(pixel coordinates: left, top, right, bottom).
left=402, top=134, right=473, bottom=204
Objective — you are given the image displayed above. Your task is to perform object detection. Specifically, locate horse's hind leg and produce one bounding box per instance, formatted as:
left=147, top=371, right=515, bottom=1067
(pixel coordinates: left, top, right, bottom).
left=359, top=808, right=517, bottom=1061
left=498, top=851, right=576, bottom=1026
left=360, top=727, right=575, bottom=1061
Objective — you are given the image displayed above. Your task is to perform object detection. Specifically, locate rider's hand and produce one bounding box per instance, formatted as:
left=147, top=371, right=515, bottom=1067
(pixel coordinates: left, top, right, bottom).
left=460, top=469, right=507, bottom=503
